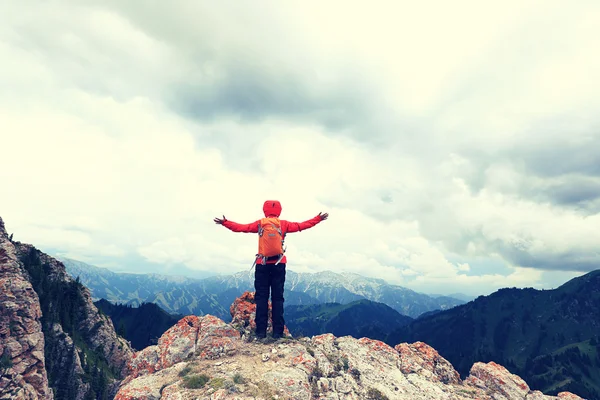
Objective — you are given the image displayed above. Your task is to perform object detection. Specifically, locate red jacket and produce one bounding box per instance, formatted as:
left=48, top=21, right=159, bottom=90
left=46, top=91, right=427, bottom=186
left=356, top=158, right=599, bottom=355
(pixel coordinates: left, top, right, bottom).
left=222, top=200, right=322, bottom=264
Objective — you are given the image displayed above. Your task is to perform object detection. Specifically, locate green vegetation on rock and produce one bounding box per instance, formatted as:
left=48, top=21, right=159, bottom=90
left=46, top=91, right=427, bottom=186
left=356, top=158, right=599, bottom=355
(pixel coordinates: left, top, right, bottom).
left=19, top=247, right=118, bottom=400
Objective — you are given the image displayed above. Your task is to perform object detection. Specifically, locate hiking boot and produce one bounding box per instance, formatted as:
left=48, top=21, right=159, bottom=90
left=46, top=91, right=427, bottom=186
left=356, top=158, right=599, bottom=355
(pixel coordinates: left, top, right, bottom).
left=255, top=332, right=266, bottom=339
left=272, top=333, right=283, bottom=339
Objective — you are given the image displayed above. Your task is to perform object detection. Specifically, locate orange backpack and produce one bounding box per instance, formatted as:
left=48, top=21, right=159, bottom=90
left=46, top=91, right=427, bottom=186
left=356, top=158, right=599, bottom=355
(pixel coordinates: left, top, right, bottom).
left=256, top=217, right=285, bottom=265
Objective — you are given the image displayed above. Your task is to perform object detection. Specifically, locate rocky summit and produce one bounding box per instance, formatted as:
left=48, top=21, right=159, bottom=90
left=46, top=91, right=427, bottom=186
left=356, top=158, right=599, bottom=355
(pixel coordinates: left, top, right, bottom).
left=116, top=291, right=583, bottom=400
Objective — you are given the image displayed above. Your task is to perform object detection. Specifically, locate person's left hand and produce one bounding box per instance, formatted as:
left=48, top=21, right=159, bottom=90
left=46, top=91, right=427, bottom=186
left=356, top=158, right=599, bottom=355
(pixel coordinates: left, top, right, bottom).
left=318, top=212, right=329, bottom=221
left=214, top=215, right=227, bottom=224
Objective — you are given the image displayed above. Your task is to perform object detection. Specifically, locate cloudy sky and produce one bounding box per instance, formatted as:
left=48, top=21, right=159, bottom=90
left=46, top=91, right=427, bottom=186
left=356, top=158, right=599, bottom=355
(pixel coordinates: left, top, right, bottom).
left=2, top=0, right=599, bottom=296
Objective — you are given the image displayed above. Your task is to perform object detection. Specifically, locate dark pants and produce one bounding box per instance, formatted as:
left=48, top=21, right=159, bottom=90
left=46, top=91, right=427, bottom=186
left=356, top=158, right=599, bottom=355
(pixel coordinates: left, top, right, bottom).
left=254, top=263, right=286, bottom=336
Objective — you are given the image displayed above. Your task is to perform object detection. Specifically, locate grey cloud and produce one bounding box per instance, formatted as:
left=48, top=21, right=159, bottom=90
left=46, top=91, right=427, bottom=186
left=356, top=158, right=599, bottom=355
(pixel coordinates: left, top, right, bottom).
left=84, top=1, right=385, bottom=136
left=168, top=63, right=371, bottom=131
left=499, top=246, right=600, bottom=272
left=455, top=125, right=600, bottom=212
left=420, top=223, right=600, bottom=273
left=511, top=140, right=600, bottom=179
left=540, top=176, right=600, bottom=207
left=5, top=1, right=426, bottom=150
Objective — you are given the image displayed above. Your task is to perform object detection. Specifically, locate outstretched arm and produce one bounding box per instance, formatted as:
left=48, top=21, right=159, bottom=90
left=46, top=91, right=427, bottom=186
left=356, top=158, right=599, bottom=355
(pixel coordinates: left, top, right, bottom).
left=284, top=212, right=328, bottom=233
left=214, top=215, right=260, bottom=233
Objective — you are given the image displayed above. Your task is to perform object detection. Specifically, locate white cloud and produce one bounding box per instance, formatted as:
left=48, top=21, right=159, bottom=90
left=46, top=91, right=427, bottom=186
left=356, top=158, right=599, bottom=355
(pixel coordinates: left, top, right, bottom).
left=1, top=0, right=599, bottom=297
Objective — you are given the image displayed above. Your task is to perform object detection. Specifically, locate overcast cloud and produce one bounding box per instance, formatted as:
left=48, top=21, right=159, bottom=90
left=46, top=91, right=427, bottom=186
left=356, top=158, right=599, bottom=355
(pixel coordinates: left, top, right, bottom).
left=1, top=0, right=599, bottom=296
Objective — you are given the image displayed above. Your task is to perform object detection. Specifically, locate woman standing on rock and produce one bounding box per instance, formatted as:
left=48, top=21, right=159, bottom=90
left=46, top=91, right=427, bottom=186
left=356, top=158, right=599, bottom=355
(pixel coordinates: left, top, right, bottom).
left=214, top=200, right=328, bottom=339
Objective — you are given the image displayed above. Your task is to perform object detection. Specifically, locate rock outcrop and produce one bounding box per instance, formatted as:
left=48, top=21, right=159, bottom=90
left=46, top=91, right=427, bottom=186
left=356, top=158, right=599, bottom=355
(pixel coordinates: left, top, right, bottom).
left=116, top=291, right=584, bottom=399
left=230, top=291, right=291, bottom=338
left=0, top=217, right=51, bottom=399
left=0, top=216, right=134, bottom=399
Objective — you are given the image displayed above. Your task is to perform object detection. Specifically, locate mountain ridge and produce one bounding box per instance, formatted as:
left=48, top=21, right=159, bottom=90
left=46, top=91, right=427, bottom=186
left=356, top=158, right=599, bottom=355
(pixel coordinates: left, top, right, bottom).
left=0, top=216, right=132, bottom=399
left=387, top=269, right=600, bottom=399
left=62, top=257, right=465, bottom=318
left=284, top=298, right=414, bottom=342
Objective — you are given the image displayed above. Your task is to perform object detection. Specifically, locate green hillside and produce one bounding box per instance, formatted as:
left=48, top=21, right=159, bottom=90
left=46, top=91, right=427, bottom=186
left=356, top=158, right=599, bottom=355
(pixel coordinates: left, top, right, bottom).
left=527, top=338, right=600, bottom=397
left=386, top=270, right=600, bottom=399
left=94, top=299, right=181, bottom=350
left=285, top=299, right=413, bottom=341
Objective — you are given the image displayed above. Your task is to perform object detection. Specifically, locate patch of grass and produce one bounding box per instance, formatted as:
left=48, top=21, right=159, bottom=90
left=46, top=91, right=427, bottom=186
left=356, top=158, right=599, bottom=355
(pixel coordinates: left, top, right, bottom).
left=182, top=373, right=210, bottom=389
left=366, top=387, right=389, bottom=400
left=232, top=373, right=245, bottom=384
left=252, top=380, right=275, bottom=399
left=178, top=365, right=193, bottom=377
left=209, top=377, right=226, bottom=389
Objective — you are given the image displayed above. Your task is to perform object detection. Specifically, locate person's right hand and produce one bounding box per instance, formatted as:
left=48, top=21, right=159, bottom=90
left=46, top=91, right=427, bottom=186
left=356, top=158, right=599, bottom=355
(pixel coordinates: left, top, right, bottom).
left=214, top=215, right=227, bottom=224
left=318, top=212, right=329, bottom=221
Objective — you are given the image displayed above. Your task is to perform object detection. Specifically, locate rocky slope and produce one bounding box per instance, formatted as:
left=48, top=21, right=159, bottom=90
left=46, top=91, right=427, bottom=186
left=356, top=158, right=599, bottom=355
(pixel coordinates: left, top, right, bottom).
left=115, top=291, right=583, bottom=400
left=0, top=218, right=51, bottom=399
left=0, top=216, right=133, bottom=399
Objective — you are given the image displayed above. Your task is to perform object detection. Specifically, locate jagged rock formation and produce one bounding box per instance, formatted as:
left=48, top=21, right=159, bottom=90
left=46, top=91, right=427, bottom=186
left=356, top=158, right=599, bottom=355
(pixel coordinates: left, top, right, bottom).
left=0, top=216, right=133, bottom=399
left=229, top=291, right=291, bottom=339
left=115, top=291, right=583, bottom=399
left=0, top=218, right=51, bottom=399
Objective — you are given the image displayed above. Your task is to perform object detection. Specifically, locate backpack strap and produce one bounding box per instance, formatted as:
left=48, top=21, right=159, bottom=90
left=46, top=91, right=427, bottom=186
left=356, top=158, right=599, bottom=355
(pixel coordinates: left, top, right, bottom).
left=257, top=221, right=263, bottom=237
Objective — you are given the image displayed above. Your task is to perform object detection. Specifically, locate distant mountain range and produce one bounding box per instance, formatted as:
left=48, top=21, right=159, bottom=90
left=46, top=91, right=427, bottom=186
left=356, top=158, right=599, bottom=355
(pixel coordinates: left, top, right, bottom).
left=62, top=258, right=231, bottom=319
left=386, top=270, right=600, bottom=399
left=285, top=270, right=464, bottom=317
left=61, top=258, right=465, bottom=319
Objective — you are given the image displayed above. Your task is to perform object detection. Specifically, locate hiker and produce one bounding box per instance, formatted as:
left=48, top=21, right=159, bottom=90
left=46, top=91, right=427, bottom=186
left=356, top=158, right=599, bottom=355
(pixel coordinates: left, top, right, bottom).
left=214, top=200, right=328, bottom=339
